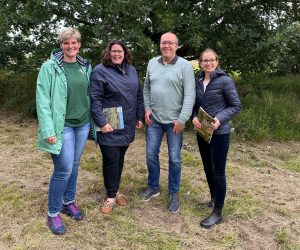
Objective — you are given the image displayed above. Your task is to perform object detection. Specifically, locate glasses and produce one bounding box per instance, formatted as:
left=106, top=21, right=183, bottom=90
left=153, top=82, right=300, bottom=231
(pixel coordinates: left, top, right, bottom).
left=111, top=50, right=124, bottom=54
left=160, top=41, right=177, bottom=46
left=201, top=59, right=217, bottom=64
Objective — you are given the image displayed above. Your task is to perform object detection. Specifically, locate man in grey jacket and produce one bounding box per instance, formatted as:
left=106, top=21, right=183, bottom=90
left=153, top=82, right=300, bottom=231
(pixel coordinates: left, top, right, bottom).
left=139, top=32, right=195, bottom=213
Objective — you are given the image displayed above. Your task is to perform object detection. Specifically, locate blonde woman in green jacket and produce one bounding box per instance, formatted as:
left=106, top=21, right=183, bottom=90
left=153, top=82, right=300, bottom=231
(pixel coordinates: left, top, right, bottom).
left=36, top=27, right=92, bottom=235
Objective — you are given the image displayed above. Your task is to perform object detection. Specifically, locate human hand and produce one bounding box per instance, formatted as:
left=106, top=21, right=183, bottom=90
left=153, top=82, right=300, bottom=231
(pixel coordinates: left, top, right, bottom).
left=101, top=123, right=113, bottom=133
left=136, top=120, right=144, bottom=129
left=211, top=117, right=220, bottom=130
left=192, top=117, right=201, bottom=129
left=173, top=120, right=184, bottom=134
left=47, top=136, right=57, bottom=144
left=145, top=110, right=153, bottom=126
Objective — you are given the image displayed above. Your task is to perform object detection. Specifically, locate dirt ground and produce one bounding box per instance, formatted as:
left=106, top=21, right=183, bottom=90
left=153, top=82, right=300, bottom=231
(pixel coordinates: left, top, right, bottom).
left=0, top=113, right=299, bottom=249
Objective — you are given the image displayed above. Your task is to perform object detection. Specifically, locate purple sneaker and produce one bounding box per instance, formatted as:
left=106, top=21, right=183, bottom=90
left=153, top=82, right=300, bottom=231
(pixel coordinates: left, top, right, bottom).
left=62, top=203, right=85, bottom=221
left=47, top=214, right=65, bottom=235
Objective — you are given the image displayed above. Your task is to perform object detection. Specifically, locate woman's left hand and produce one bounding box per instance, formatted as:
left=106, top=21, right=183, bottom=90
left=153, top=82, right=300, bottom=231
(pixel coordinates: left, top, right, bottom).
left=136, top=120, right=144, bottom=129
left=211, top=117, right=220, bottom=130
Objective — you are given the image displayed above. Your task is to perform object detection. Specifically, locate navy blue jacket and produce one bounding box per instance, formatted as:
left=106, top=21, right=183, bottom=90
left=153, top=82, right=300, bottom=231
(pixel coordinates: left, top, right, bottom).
left=90, top=63, right=144, bottom=146
left=192, top=67, right=242, bottom=135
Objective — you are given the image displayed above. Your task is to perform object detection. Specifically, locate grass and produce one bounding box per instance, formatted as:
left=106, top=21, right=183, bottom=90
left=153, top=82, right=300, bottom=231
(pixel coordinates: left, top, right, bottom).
left=275, top=227, right=292, bottom=249
left=0, top=114, right=300, bottom=249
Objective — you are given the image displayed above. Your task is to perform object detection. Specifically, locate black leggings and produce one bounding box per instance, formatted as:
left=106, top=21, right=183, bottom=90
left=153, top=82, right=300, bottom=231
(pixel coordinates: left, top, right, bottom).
left=197, top=133, right=230, bottom=209
left=99, top=144, right=129, bottom=198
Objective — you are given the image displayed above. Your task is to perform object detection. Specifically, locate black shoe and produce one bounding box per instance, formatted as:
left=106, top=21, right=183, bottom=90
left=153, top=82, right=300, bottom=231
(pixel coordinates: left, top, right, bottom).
left=200, top=208, right=223, bottom=228
left=168, top=193, right=180, bottom=213
left=198, top=199, right=214, bottom=208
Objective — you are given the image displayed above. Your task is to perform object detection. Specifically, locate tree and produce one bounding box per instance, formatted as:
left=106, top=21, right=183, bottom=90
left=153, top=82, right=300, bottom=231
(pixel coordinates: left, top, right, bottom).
left=0, top=0, right=297, bottom=75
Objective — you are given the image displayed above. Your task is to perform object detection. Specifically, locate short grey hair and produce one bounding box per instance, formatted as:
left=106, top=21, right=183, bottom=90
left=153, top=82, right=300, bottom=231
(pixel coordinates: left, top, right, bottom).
left=58, top=27, right=81, bottom=44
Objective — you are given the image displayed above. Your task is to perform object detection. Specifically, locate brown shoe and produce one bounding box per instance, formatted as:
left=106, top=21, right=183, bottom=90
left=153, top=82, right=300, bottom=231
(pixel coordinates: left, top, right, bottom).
left=100, top=199, right=115, bottom=214
left=116, top=192, right=127, bottom=206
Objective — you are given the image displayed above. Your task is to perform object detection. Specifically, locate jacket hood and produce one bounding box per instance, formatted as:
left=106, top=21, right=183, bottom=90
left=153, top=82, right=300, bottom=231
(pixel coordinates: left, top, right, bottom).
left=50, top=49, right=90, bottom=68
left=198, top=66, right=229, bottom=81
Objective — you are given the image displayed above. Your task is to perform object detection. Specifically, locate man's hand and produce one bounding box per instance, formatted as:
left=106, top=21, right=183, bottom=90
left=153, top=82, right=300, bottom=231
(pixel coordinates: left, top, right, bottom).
left=173, top=120, right=184, bottom=134
left=145, top=110, right=153, bottom=126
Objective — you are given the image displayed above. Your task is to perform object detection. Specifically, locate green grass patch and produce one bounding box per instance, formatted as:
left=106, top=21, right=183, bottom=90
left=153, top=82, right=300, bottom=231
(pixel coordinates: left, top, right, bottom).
left=225, top=189, right=262, bottom=219
left=284, top=159, right=300, bottom=173
left=236, top=90, right=300, bottom=141
left=81, top=156, right=101, bottom=172
left=0, top=184, right=22, bottom=208
left=181, top=150, right=200, bottom=168
left=219, top=233, right=241, bottom=248
left=275, top=227, right=293, bottom=249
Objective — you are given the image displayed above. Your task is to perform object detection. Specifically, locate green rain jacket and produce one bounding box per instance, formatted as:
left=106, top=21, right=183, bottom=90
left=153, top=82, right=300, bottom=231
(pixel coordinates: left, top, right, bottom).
left=36, top=49, right=92, bottom=154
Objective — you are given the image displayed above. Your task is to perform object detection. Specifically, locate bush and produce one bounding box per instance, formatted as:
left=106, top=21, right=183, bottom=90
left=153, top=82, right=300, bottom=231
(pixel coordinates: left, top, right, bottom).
left=0, top=70, right=37, bottom=116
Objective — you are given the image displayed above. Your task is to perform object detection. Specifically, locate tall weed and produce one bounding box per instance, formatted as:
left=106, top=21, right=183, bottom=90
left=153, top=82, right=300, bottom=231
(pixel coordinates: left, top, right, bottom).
left=235, top=89, right=300, bottom=141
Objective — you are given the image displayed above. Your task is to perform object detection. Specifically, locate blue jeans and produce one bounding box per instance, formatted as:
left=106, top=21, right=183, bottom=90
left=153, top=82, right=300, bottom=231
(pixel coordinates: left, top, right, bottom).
left=48, top=123, right=90, bottom=217
left=146, top=120, right=183, bottom=194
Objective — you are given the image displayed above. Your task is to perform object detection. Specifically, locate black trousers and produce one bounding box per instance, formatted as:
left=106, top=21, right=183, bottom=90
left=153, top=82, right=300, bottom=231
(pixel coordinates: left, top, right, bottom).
left=99, top=144, right=129, bottom=198
left=196, top=133, right=230, bottom=209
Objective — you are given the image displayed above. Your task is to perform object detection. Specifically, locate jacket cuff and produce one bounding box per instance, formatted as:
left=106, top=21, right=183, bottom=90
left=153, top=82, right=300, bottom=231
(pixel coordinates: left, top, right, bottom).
left=40, top=129, right=56, bottom=139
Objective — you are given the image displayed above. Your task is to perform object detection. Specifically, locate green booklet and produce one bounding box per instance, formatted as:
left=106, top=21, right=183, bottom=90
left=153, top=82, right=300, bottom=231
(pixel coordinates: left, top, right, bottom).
left=195, top=107, right=214, bottom=143
left=97, top=106, right=125, bottom=131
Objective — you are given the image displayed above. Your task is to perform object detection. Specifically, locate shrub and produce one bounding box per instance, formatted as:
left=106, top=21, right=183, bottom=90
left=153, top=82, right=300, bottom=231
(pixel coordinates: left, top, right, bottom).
left=0, top=70, right=37, bottom=116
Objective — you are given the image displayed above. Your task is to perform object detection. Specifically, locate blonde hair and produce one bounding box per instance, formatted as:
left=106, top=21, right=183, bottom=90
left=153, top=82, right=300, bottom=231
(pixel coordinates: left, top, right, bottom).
left=58, top=27, right=81, bottom=44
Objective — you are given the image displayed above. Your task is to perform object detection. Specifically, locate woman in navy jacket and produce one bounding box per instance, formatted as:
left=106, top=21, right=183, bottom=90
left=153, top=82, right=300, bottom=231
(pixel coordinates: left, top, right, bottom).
left=90, top=40, right=144, bottom=214
left=192, top=48, right=242, bottom=228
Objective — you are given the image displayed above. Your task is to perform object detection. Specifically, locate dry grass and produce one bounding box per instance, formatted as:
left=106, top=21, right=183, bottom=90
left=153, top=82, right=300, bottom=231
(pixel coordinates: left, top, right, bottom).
left=0, top=112, right=299, bottom=250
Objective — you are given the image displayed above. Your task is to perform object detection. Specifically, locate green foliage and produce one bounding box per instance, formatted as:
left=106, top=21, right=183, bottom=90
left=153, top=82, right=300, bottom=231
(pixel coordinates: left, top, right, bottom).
left=0, top=1, right=299, bottom=74
left=269, top=22, right=300, bottom=74
left=0, top=70, right=37, bottom=116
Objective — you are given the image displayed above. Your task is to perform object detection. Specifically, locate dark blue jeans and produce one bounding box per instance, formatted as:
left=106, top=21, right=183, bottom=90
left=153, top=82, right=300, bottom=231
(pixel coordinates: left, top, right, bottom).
left=146, top=120, right=183, bottom=194
left=99, top=144, right=129, bottom=198
left=196, top=133, right=230, bottom=209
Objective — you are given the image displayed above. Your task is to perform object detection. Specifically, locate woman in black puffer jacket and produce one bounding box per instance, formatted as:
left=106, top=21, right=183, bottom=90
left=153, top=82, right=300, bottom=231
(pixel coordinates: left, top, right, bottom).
left=192, top=48, right=242, bottom=228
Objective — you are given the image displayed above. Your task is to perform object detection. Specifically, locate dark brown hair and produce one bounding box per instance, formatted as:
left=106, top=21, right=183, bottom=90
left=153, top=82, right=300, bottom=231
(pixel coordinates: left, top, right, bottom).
left=101, top=40, right=132, bottom=66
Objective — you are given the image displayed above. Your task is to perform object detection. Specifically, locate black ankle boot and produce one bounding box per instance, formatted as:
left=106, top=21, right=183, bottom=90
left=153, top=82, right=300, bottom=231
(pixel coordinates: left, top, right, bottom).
left=200, top=207, right=223, bottom=229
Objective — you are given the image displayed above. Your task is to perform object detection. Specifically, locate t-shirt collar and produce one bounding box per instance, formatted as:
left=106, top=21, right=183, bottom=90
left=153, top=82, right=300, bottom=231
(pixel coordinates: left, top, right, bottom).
left=158, top=55, right=178, bottom=65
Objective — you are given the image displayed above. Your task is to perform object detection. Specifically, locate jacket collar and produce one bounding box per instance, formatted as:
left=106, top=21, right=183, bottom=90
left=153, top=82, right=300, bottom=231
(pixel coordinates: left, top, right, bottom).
left=110, top=63, right=128, bottom=75
left=198, top=66, right=228, bottom=81
left=52, top=49, right=89, bottom=68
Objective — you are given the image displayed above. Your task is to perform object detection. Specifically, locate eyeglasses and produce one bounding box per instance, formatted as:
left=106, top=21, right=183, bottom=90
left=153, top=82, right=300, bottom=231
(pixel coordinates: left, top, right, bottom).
left=111, top=50, right=124, bottom=54
left=160, top=41, right=177, bottom=46
left=201, top=59, right=217, bottom=64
